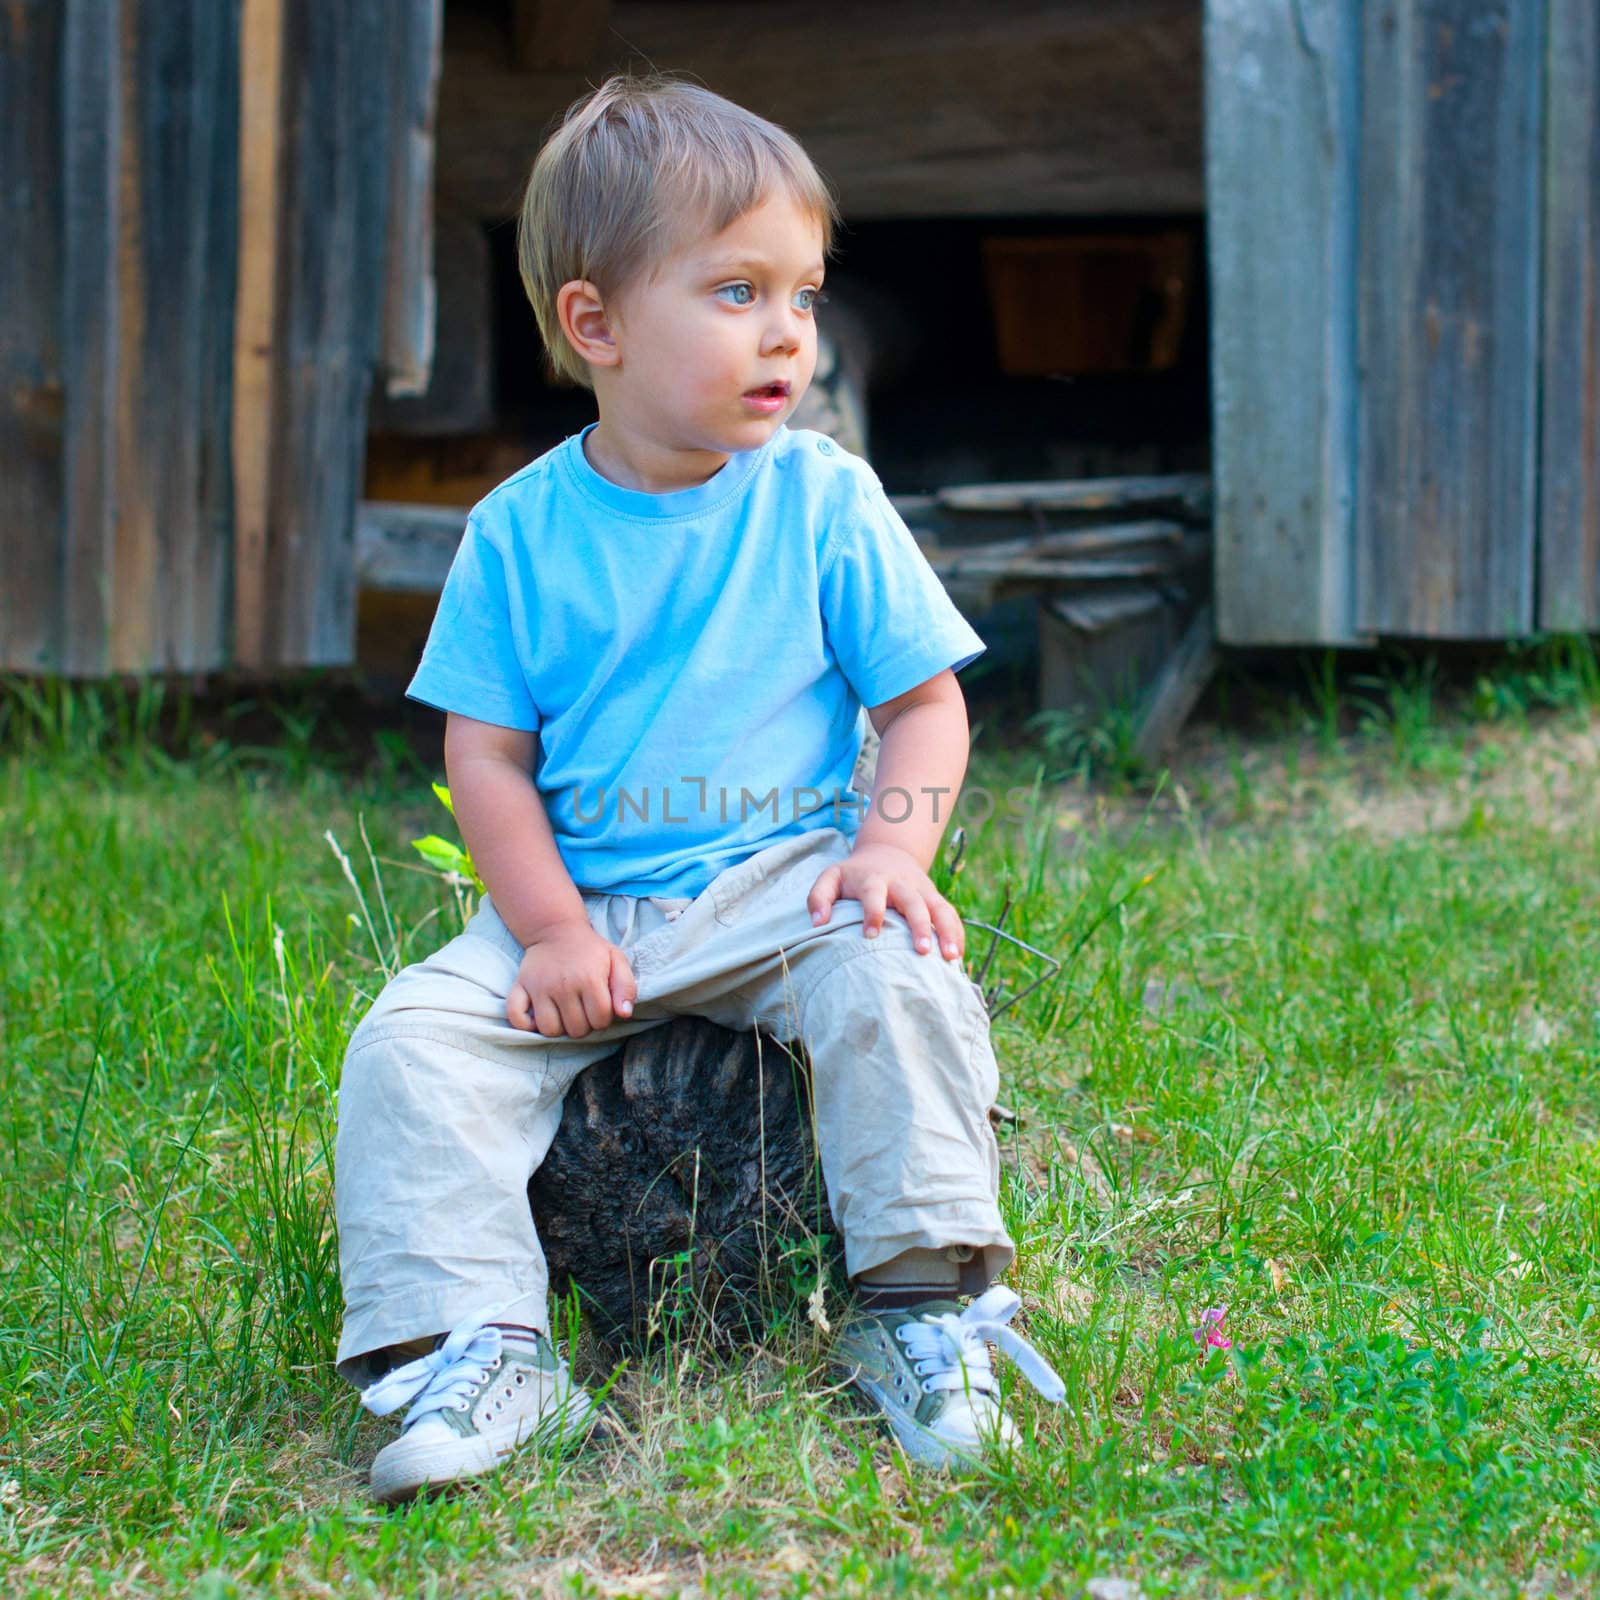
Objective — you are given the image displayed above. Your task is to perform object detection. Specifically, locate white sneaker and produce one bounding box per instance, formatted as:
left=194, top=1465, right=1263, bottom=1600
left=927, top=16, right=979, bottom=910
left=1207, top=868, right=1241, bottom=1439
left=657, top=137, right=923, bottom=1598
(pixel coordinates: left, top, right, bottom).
left=833, top=1286, right=1065, bottom=1469
left=360, top=1316, right=597, bottom=1503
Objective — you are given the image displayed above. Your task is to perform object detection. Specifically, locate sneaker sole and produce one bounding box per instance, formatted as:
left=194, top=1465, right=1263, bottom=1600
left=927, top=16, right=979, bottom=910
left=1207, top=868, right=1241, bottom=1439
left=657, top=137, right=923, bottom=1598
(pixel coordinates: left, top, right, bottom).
left=371, top=1392, right=597, bottom=1504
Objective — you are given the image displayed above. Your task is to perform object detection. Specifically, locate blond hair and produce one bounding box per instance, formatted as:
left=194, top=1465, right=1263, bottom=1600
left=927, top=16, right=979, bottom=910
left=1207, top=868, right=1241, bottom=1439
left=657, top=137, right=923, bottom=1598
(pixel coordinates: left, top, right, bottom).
left=518, top=75, right=838, bottom=387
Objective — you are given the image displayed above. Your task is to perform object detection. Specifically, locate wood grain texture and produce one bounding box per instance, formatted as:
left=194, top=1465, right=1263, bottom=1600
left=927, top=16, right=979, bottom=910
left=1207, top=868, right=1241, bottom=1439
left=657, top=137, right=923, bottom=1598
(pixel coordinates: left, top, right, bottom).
left=355, top=499, right=465, bottom=592
left=369, top=208, right=493, bottom=434
left=380, top=0, right=441, bottom=399
left=117, top=0, right=238, bottom=672
left=528, top=1018, right=827, bottom=1349
left=938, top=474, right=1209, bottom=517
left=1132, top=601, right=1217, bottom=763
left=1356, top=0, right=1543, bottom=638
left=438, top=0, right=1204, bottom=221
left=1538, top=0, right=1600, bottom=631
left=232, top=0, right=286, bottom=670
left=1039, top=588, right=1180, bottom=715
left=48, top=0, right=240, bottom=675
left=1205, top=0, right=1362, bottom=646
left=0, top=1, right=67, bottom=671
left=255, top=0, right=398, bottom=666
left=59, top=0, right=119, bottom=674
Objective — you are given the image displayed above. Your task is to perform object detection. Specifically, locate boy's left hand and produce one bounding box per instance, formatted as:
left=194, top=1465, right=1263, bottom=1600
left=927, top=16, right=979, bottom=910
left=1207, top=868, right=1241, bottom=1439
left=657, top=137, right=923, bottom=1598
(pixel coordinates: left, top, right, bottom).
left=807, top=842, right=965, bottom=962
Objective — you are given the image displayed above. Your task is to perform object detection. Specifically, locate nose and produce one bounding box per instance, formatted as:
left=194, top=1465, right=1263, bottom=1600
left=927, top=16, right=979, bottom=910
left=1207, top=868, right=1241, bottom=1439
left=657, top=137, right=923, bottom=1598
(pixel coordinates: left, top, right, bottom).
left=759, top=305, right=806, bottom=357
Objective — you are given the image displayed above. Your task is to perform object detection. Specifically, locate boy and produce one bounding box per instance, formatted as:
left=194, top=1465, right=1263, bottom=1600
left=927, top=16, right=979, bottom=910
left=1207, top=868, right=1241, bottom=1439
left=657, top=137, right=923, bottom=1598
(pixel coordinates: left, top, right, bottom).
left=337, top=75, right=1062, bottom=1504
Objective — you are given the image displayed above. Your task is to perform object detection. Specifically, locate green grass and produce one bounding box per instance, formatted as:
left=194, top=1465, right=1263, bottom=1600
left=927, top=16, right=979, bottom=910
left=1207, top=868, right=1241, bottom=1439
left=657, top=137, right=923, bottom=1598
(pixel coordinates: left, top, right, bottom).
left=4, top=675, right=1600, bottom=1596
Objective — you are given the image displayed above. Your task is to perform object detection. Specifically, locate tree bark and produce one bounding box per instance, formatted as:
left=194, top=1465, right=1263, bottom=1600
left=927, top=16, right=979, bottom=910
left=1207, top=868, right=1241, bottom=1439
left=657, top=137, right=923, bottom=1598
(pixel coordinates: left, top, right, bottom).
left=528, top=1017, right=836, bottom=1348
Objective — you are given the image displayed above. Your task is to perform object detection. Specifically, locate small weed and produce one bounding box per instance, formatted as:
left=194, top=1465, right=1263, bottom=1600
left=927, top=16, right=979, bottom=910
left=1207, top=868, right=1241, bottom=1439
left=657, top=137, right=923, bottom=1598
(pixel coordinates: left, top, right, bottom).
left=1351, top=657, right=1444, bottom=770
left=1474, top=633, right=1600, bottom=722
left=1025, top=697, right=1147, bottom=788
left=1304, top=648, right=1345, bottom=755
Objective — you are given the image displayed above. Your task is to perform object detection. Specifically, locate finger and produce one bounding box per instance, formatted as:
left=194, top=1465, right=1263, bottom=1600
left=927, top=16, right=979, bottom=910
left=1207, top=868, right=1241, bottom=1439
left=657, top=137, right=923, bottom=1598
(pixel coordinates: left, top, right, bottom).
left=808, top=866, right=842, bottom=925
left=888, top=886, right=936, bottom=955
left=858, top=881, right=889, bottom=938
left=532, top=996, right=565, bottom=1038
left=930, top=899, right=966, bottom=961
left=577, top=976, right=614, bottom=1035
left=506, top=982, right=535, bottom=1032
left=609, top=949, right=637, bottom=1019
left=557, top=989, right=593, bottom=1040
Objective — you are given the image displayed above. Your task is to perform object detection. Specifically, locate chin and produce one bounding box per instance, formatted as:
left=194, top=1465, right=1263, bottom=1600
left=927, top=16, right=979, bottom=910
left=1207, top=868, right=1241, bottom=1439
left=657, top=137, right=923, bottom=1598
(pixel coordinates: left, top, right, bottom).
left=716, top=419, right=786, bottom=453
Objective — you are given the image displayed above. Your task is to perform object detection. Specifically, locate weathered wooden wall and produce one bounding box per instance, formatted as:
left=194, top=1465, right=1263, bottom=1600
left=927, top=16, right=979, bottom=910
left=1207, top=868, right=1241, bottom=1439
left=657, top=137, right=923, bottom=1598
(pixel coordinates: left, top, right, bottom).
left=1539, top=0, right=1600, bottom=632
left=438, top=0, right=1205, bottom=223
left=1356, top=0, right=1543, bottom=639
left=233, top=0, right=411, bottom=668
left=0, top=2, right=68, bottom=672
left=1, top=0, right=437, bottom=675
left=2, top=0, right=239, bottom=675
left=1210, top=0, right=1587, bottom=645
left=1205, top=0, right=1360, bottom=646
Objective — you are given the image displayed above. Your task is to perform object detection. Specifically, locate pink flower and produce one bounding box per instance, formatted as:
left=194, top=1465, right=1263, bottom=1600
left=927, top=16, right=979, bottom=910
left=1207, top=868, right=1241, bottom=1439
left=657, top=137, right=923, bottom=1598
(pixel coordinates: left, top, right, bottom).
left=1193, top=1305, right=1232, bottom=1349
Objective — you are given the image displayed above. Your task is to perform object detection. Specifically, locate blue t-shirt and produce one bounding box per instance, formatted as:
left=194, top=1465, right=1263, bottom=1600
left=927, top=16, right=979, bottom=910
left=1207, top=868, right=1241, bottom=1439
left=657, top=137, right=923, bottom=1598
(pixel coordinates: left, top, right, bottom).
left=407, top=425, right=984, bottom=897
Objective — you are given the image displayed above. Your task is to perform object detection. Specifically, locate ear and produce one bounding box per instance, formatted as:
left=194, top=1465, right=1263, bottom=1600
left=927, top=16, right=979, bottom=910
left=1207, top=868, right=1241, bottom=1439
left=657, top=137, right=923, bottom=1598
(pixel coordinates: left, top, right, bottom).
left=556, top=280, right=620, bottom=369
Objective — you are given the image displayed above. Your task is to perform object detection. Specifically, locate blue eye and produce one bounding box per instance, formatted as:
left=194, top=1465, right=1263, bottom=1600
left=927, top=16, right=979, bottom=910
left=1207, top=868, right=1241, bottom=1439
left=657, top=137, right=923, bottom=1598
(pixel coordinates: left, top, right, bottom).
left=793, top=287, right=822, bottom=313
left=715, top=283, right=754, bottom=305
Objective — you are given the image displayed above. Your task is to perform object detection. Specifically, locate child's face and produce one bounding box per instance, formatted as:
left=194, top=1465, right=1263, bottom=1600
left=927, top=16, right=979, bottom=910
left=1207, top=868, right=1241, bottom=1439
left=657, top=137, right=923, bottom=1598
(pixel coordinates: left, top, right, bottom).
left=600, top=192, right=825, bottom=469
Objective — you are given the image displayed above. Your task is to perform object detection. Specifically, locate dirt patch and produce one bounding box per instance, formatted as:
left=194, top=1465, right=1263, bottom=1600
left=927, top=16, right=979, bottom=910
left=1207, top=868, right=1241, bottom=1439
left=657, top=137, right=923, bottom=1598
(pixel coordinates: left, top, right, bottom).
left=1042, top=712, right=1600, bottom=845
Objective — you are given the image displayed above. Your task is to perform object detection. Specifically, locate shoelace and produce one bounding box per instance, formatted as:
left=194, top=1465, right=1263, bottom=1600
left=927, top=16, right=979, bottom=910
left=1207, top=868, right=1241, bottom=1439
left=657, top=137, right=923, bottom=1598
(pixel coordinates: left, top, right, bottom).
left=359, top=1314, right=505, bottom=1429
left=897, top=1286, right=1066, bottom=1404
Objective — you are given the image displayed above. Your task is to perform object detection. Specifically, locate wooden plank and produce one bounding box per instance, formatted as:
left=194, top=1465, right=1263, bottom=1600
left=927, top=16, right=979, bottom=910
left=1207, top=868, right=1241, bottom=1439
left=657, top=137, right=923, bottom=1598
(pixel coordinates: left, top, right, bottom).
left=1538, top=0, right=1600, bottom=631
left=1132, top=602, right=1218, bottom=765
left=351, top=503, right=1207, bottom=600
left=370, top=207, right=494, bottom=434
left=1356, top=0, right=1543, bottom=638
left=10, top=0, right=238, bottom=675
left=439, top=0, right=1203, bottom=222
left=104, top=0, right=239, bottom=672
left=920, top=520, right=1188, bottom=565
left=281, top=0, right=394, bottom=665
left=58, top=0, right=119, bottom=675
left=930, top=534, right=1209, bottom=585
left=255, top=0, right=397, bottom=666
left=380, top=0, right=441, bottom=399
left=0, top=1, right=67, bottom=671
left=510, top=0, right=612, bottom=72
left=232, top=0, right=285, bottom=670
left=936, top=474, right=1210, bottom=518
left=1040, top=588, right=1179, bottom=714
left=1205, top=0, right=1361, bottom=645
left=1051, top=589, right=1168, bottom=633
left=355, top=500, right=466, bottom=591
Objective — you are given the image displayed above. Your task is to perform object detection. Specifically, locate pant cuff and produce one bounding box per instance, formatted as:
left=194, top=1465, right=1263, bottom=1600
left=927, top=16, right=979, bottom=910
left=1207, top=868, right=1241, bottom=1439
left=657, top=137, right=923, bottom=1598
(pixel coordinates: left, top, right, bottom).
left=844, top=1220, right=1015, bottom=1291
left=335, top=1282, right=549, bottom=1388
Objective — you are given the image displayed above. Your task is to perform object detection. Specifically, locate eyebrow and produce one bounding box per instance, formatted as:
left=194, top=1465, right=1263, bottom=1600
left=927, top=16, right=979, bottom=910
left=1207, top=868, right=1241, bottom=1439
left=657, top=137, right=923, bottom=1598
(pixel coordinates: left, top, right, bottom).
left=702, top=255, right=826, bottom=279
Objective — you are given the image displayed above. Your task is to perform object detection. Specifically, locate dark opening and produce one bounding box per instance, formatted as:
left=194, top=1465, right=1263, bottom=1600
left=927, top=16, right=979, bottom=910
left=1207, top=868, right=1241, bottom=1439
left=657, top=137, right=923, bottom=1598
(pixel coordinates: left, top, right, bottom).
left=484, top=212, right=1209, bottom=494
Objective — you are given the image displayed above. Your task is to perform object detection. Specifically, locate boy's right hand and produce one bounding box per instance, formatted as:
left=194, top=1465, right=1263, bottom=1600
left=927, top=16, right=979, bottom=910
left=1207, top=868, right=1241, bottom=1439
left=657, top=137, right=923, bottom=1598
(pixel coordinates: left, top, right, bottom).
left=506, top=919, right=637, bottom=1038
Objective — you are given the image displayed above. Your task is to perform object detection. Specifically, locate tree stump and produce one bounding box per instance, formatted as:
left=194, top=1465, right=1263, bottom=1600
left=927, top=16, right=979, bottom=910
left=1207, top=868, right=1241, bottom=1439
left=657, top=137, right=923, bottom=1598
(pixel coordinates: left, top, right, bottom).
left=528, top=1017, right=837, bottom=1349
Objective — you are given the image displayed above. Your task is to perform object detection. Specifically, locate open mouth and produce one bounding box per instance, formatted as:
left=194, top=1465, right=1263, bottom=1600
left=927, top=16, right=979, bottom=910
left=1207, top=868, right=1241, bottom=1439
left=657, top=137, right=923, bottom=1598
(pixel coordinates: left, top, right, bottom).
left=744, top=382, right=790, bottom=401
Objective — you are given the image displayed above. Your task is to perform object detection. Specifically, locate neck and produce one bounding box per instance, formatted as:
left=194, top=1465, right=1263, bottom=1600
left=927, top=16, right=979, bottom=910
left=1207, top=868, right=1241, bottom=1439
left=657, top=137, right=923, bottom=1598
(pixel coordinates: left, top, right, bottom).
left=584, top=419, right=730, bottom=494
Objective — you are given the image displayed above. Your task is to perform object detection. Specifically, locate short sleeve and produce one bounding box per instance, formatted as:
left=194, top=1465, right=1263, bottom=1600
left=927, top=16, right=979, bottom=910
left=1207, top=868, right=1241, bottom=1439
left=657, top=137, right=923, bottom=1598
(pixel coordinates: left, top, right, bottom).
left=405, top=514, right=540, bottom=731
left=817, top=477, right=986, bottom=708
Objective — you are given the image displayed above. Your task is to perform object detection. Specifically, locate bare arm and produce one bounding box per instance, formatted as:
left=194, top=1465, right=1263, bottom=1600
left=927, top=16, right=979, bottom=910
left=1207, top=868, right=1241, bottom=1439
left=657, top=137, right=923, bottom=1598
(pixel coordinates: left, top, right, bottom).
left=806, top=670, right=970, bottom=961
left=446, top=712, right=636, bottom=1035
left=854, top=669, right=970, bottom=871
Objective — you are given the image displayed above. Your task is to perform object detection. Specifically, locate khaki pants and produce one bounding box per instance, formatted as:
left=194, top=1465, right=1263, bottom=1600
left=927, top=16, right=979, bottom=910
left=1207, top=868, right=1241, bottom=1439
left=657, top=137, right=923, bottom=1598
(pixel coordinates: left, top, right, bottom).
left=334, top=826, right=1014, bottom=1382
